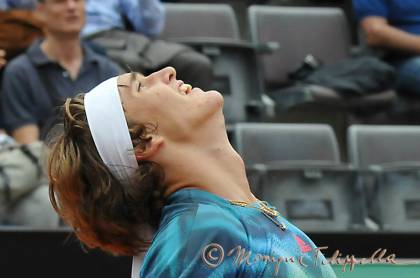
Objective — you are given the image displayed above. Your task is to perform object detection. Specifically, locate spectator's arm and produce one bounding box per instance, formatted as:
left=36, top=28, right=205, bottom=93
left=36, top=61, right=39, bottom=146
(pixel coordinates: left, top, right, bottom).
left=361, top=16, right=420, bottom=54
left=1, top=61, right=40, bottom=144
left=120, top=0, right=165, bottom=37
left=0, top=0, right=36, bottom=10
left=0, top=49, right=6, bottom=69
left=11, top=124, right=39, bottom=144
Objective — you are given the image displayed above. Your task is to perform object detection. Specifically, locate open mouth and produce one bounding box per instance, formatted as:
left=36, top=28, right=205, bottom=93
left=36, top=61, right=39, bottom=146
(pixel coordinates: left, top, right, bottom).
left=178, top=81, right=192, bottom=95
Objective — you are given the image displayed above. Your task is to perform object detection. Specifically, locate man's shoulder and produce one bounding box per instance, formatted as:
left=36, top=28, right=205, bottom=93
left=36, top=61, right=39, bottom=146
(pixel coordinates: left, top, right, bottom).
left=3, top=52, right=33, bottom=77
left=84, top=44, right=121, bottom=73
left=93, top=54, right=121, bottom=75
left=159, top=202, right=247, bottom=240
left=195, top=202, right=244, bottom=226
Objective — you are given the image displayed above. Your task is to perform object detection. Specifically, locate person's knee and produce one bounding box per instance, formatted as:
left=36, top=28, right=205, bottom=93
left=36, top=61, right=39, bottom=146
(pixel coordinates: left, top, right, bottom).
left=192, top=53, right=212, bottom=73
left=176, top=51, right=212, bottom=72
left=395, top=57, right=420, bottom=95
left=170, top=50, right=213, bottom=89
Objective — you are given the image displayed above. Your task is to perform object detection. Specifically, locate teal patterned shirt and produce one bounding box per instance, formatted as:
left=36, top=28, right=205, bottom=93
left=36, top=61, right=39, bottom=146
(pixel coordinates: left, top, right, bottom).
left=136, top=188, right=337, bottom=277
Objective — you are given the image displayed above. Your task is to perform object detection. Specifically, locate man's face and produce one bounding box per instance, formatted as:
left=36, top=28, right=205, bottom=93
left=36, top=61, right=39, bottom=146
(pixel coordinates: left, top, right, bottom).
left=117, top=67, right=224, bottom=143
left=38, top=0, right=85, bottom=36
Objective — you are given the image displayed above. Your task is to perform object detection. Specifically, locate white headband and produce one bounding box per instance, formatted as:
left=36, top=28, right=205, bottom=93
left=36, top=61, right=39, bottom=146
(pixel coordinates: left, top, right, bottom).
left=84, top=76, right=138, bottom=184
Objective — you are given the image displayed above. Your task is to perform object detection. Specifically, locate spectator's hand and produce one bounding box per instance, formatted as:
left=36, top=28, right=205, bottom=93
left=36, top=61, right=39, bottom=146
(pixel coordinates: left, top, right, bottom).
left=0, top=131, right=16, bottom=152
left=0, top=49, right=6, bottom=69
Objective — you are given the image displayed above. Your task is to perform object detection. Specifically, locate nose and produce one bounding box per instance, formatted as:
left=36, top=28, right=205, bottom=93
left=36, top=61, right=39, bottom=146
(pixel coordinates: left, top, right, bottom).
left=147, top=67, right=177, bottom=85
left=66, top=0, right=77, bottom=10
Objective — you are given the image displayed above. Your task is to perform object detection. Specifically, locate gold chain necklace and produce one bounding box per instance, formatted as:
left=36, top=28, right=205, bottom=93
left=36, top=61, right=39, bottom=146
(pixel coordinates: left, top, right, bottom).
left=229, top=200, right=287, bottom=231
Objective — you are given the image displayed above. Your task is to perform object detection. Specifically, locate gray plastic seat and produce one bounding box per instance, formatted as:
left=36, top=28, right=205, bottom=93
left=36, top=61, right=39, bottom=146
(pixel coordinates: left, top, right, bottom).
left=235, top=123, right=341, bottom=164
left=234, top=123, right=365, bottom=232
left=348, top=125, right=420, bottom=231
left=348, top=125, right=420, bottom=168
left=160, top=3, right=265, bottom=124
left=248, top=6, right=349, bottom=87
left=247, top=5, right=396, bottom=109
left=161, top=3, right=240, bottom=41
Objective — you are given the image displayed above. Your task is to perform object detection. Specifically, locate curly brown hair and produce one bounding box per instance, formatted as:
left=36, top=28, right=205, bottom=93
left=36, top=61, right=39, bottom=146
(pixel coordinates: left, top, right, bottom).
left=48, top=94, right=165, bottom=256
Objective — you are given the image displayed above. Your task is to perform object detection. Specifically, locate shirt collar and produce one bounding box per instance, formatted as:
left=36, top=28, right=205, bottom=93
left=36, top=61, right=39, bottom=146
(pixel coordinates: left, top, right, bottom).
left=165, top=188, right=231, bottom=207
left=26, top=39, right=100, bottom=66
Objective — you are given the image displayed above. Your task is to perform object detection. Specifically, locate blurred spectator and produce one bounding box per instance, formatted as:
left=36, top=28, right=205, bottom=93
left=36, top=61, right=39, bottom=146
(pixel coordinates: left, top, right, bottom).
left=1, top=0, right=120, bottom=144
left=354, top=0, right=420, bottom=96
left=0, top=49, right=5, bottom=69
left=82, top=0, right=213, bottom=90
left=1, top=48, right=6, bottom=132
left=0, top=48, right=5, bottom=96
left=0, top=2, right=56, bottom=228
left=1, top=1, right=43, bottom=134
left=0, top=129, right=14, bottom=149
left=0, top=7, right=43, bottom=60
left=0, top=136, right=58, bottom=228
left=0, top=0, right=35, bottom=10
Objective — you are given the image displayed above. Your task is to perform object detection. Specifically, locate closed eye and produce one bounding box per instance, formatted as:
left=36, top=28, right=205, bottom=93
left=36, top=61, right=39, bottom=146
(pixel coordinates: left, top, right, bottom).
left=130, top=71, right=145, bottom=92
left=137, top=81, right=142, bottom=92
left=117, top=71, right=145, bottom=93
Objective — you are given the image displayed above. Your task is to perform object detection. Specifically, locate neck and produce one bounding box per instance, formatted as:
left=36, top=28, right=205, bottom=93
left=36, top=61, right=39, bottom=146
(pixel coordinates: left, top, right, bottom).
left=40, top=33, right=83, bottom=79
left=161, top=120, right=258, bottom=204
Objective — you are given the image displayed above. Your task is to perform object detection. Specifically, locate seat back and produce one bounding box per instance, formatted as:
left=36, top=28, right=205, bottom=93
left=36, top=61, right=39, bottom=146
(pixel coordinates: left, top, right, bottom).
left=161, top=3, right=240, bottom=40
left=161, top=4, right=264, bottom=124
left=234, top=123, right=341, bottom=165
left=376, top=172, right=420, bottom=231
left=348, top=125, right=420, bottom=231
left=348, top=125, right=420, bottom=168
left=248, top=6, right=351, bottom=87
left=207, top=45, right=264, bottom=123
left=262, top=169, right=358, bottom=231
left=234, top=123, right=362, bottom=232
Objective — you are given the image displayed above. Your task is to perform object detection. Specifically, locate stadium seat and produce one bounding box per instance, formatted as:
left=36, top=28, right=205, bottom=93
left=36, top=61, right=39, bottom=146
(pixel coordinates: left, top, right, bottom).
left=234, top=123, right=366, bottom=232
left=348, top=125, right=420, bottom=231
left=161, top=3, right=240, bottom=40
left=247, top=6, right=396, bottom=111
left=160, top=3, right=266, bottom=124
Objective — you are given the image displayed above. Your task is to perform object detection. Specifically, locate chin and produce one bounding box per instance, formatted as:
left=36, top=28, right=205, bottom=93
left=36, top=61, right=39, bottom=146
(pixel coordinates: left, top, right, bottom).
left=53, top=28, right=82, bottom=37
left=194, top=90, right=224, bottom=125
left=206, top=90, right=224, bottom=108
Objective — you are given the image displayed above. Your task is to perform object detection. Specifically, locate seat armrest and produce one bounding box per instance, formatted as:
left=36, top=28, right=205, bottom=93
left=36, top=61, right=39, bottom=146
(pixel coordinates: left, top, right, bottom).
left=369, top=162, right=420, bottom=173
left=165, top=37, right=254, bottom=48
left=165, top=37, right=280, bottom=55
left=246, top=161, right=355, bottom=173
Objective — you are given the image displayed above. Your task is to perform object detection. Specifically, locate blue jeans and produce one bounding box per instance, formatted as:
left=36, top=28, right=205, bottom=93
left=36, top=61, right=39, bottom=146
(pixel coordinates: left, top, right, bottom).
left=394, top=56, right=420, bottom=96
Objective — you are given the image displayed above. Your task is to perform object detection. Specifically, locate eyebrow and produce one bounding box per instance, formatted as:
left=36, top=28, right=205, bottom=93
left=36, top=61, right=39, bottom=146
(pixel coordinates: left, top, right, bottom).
left=130, top=71, right=137, bottom=83
left=132, top=71, right=145, bottom=79
left=117, top=72, right=144, bottom=88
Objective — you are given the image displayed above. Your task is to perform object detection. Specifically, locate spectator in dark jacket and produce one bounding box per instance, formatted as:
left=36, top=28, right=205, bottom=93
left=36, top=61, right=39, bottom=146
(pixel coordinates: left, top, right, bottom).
left=1, top=0, right=120, bottom=144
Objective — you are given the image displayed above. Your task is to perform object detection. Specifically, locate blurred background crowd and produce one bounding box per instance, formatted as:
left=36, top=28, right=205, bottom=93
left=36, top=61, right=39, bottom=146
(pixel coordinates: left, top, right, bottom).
left=1, top=0, right=420, bottom=277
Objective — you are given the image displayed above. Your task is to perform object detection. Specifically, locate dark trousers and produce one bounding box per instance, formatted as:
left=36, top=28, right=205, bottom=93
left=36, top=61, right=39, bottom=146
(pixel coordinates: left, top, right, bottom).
left=392, top=56, right=420, bottom=97
left=86, top=29, right=213, bottom=90
left=160, top=50, right=213, bottom=90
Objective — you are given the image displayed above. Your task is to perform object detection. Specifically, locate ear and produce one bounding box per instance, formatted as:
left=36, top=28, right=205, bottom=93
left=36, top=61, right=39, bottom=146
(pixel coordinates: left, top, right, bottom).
left=135, top=135, right=164, bottom=161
